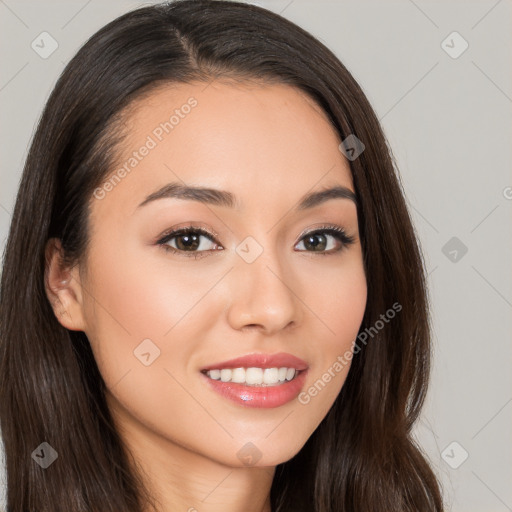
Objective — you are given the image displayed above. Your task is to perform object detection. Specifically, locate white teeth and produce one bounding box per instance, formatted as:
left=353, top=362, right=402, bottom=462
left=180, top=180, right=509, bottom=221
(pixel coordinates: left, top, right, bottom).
left=209, top=369, right=221, bottom=380
left=246, top=367, right=263, bottom=385
left=285, top=368, right=296, bottom=381
left=205, top=367, right=299, bottom=386
left=220, top=369, right=232, bottom=382
left=231, top=367, right=246, bottom=383
left=263, top=368, right=279, bottom=384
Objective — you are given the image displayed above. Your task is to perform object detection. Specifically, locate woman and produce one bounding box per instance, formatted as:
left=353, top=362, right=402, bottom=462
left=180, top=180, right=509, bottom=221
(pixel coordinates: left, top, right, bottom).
left=0, top=0, right=444, bottom=510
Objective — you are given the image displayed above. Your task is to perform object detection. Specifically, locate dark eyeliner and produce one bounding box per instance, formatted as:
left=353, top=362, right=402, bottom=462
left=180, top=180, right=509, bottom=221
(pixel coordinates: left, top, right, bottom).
left=157, top=226, right=220, bottom=259
left=156, top=224, right=356, bottom=258
left=298, top=224, right=356, bottom=255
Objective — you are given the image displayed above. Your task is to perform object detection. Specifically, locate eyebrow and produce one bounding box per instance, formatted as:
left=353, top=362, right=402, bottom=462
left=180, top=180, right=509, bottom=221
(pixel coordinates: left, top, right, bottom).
left=136, top=182, right=358, bottom=212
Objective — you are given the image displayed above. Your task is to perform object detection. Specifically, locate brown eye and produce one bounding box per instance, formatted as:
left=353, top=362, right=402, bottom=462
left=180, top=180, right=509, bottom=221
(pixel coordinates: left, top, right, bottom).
left=301, top=233, right=330, bottom=251
left=158, top=227, right=221, bottom=256
left=295, top=226, right=355, bottom=254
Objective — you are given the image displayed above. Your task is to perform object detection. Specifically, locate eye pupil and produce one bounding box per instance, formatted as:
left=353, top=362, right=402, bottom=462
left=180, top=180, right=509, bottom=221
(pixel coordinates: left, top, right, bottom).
left=177, top=234, right=200, bottom=251
left=305, top=234, right=326, bottom=251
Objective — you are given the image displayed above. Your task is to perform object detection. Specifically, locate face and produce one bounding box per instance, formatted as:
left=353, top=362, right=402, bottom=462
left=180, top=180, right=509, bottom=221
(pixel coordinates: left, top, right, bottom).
left=50, top=80, right=367, bottom=469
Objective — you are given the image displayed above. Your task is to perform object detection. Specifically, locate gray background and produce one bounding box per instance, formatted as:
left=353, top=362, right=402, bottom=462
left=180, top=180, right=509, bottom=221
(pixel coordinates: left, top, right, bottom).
left=1, top=0, right=511, bottom=510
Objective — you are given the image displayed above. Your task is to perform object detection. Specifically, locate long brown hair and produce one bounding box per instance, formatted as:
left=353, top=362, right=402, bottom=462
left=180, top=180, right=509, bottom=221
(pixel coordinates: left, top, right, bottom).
left=0, top=1, right=444, bottom=510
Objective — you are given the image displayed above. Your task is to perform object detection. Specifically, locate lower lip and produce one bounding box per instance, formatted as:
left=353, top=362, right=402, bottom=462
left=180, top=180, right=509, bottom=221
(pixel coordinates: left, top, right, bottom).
left=201, top=370, right=308, bottom=408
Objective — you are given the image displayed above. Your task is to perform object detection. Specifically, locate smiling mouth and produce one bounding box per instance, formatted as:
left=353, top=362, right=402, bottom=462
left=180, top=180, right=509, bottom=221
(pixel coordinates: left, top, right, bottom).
left=201, top=367, right=303, bottom=387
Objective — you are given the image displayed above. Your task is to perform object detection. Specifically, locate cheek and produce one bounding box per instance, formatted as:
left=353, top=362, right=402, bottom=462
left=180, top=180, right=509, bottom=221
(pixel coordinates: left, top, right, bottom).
left=80, top=239, right=227, bottom=383
left=83, top=235, right=221, bottom=335
left=297, top=255, right=367, bottom=409
left=80, top=248, right=211, bottom=441
left=307, top=252, right=367, bottom=347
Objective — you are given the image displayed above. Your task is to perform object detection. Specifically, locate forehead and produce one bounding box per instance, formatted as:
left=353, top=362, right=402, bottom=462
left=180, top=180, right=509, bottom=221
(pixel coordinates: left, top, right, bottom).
left=92, top=80, right=355, bottom=220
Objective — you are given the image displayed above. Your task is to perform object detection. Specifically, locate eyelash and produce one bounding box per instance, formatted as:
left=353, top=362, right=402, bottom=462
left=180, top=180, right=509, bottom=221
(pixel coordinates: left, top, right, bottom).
left=156, top=224, right=356, bottom=259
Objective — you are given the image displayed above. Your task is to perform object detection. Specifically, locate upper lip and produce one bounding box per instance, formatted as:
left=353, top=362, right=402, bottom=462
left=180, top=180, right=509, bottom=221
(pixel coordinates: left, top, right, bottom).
left=200, top=352, right=309, bottom=372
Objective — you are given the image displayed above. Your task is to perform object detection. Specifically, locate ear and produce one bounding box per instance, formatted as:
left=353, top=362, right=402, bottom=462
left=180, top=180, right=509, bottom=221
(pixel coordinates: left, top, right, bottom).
left=44, top=238, right=87, bottom=332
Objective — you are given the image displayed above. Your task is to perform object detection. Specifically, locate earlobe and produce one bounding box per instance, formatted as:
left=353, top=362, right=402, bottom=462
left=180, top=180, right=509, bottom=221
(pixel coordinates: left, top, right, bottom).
left=44, top=238, right=87, bottom=332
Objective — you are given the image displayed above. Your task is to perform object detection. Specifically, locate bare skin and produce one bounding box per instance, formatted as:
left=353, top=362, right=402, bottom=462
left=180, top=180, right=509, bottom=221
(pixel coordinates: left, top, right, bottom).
left=45, top=80, right=367, bottom=512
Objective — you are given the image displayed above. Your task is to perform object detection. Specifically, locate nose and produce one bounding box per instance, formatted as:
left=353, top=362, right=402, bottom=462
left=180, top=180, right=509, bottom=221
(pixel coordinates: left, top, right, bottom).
left=226, top=250, right=303, bottom=335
